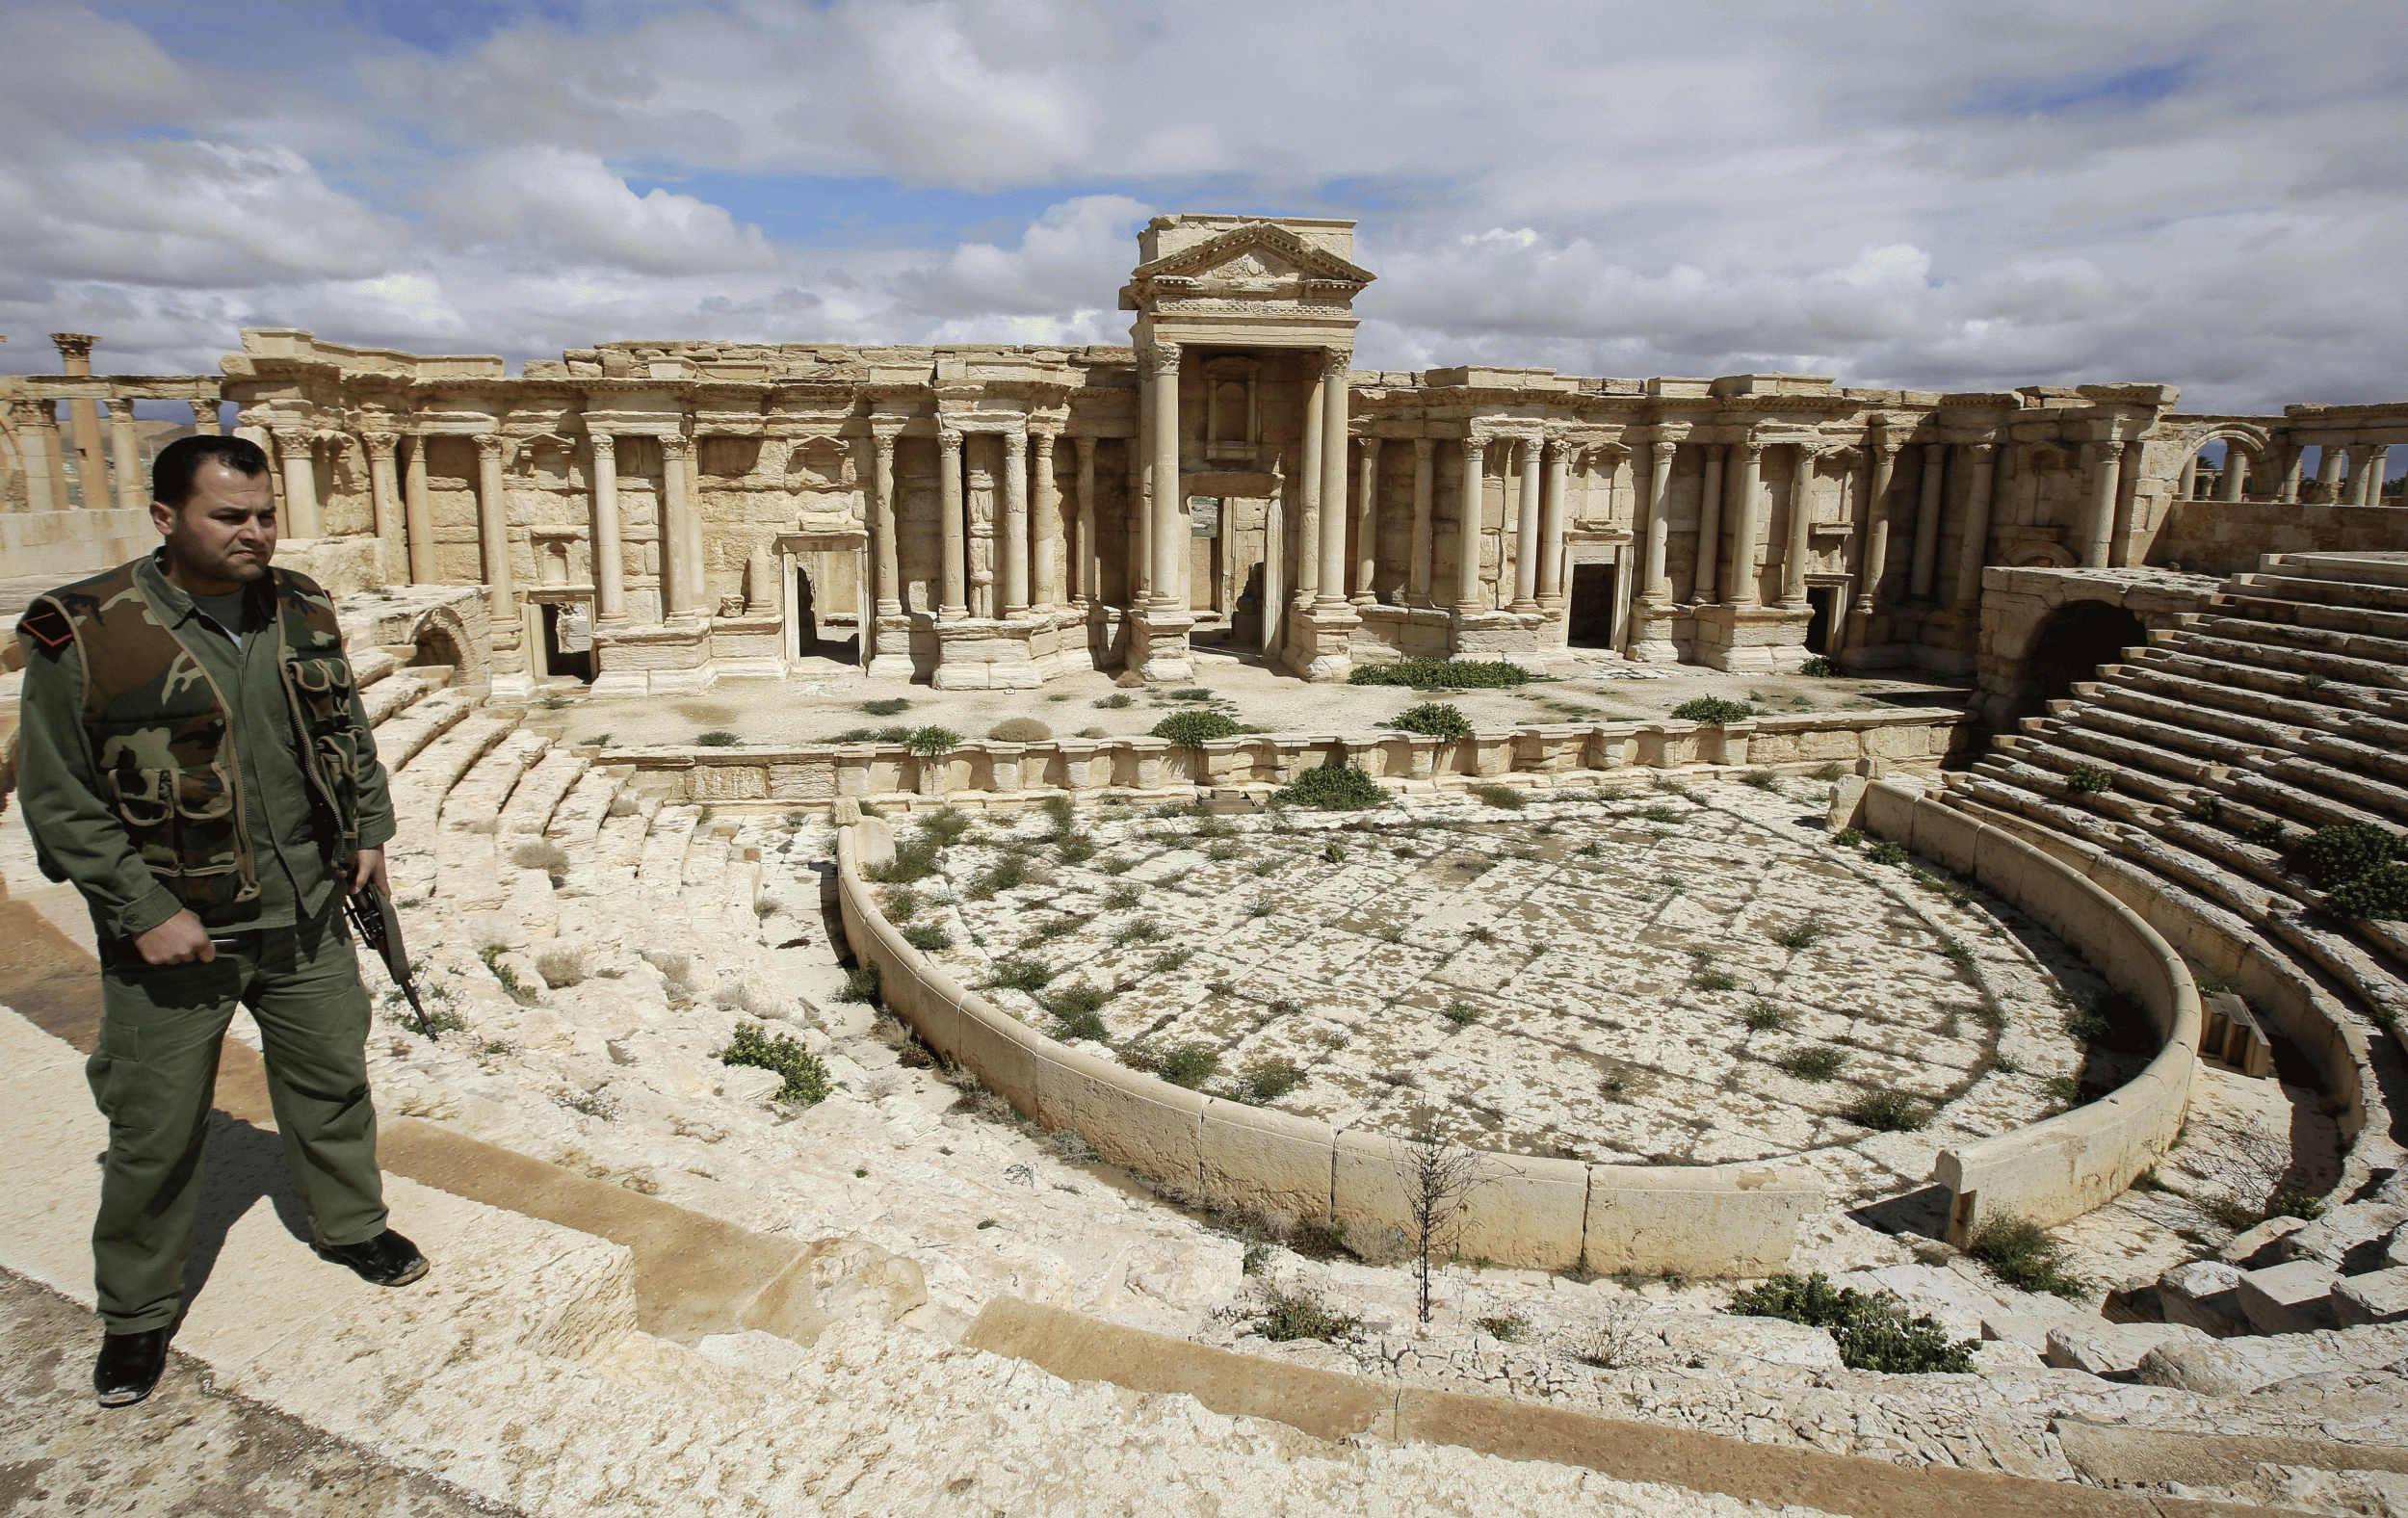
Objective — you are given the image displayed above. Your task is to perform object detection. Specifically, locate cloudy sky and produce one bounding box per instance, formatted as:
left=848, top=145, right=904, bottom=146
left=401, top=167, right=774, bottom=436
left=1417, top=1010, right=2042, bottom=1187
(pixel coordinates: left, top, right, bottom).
left=4, top=0, right=2403, bottom=415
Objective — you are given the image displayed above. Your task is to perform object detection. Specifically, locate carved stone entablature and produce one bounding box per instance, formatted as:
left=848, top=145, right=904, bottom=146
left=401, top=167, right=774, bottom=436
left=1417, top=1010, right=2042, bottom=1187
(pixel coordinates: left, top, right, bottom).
left=1120, top=219, right=1375, bottom=317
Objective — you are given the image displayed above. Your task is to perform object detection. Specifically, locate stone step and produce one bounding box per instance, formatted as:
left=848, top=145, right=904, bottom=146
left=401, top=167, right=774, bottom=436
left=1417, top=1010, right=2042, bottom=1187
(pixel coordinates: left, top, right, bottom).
left=2303, top=733, right=2408, bottom=793
left=2098, top=664, right=2340, bottom=740
left=2218, top=590, right=2408, bottom=643
left=2064, top=702, right=2267, bottom=766
left=351, top=644, right=401, bottom=689
left=387, top=716, right=518, bottom=889
left=500, top=748, right=590, bottom=839
left=2039, top=721, right=2227, bottom=785
left=1969, top=755, right=2168, bottom=829
left=2257, top=753, right=2408, bottom=830
left=589, top=791, right=662, bottom=879
left=2160, top=627, right=2408, bottom=694
left=2004, top=737, right=2199, bottom=808
left=635, top=806, right=703, bottom=891
left=373, top=687, right=480, bottom=772
left=2270, top=551, right=2408, bottom=590
left=362, top=667, right=446, bottom=727
left=2236, top=570, right=2408, bottom=615
left=2200, top=614, right=2408, bottom=672
left=545, top=767, right=629, bottom=866
left=2226, top=766, right=2401, bottom=839
left=2128, top=645, right=2394, bottom=719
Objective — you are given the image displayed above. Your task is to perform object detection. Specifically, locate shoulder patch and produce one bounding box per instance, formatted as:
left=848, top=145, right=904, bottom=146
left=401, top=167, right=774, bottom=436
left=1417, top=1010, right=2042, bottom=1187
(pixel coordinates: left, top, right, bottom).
left=15, top=603, right=73, bottom=651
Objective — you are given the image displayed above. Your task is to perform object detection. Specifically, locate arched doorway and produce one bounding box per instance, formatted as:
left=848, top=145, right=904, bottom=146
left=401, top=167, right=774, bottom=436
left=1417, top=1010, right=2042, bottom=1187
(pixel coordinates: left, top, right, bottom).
left=2026, top=600, right=2148, bottom=707
left=408, top=623, right=465, bottom=683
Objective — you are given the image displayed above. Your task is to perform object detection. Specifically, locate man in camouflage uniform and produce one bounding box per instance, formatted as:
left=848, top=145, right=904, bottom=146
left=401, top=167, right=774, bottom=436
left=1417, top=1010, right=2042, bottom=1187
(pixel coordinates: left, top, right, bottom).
left=13, top=434, right=428, bottom=1408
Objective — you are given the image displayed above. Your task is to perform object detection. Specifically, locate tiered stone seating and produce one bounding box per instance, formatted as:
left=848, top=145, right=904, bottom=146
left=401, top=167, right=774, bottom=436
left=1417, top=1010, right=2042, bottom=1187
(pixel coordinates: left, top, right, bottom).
left=1946, top=553, right=2408, bottom=1082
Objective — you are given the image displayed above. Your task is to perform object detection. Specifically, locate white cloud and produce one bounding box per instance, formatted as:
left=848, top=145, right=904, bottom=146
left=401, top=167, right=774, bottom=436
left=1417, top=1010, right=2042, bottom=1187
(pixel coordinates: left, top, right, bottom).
left=438, top=147, right=777, bottom=275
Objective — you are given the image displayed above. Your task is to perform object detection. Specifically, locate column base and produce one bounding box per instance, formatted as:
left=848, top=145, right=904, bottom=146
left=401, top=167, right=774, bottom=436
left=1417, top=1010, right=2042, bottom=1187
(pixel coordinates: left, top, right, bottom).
left=931, top=616, right=1045, bottom=690
left=1629, top=600, right=1683, bottom=664
left=707, top=613, right=788, bottom=680
left=1128, top=604, right=1196, bottom=683
left=1689, top=602, right=1812, bottom=673
left=590, top=618, right=716, bottom=695
left=1281, top=601, right=1359, bottom=682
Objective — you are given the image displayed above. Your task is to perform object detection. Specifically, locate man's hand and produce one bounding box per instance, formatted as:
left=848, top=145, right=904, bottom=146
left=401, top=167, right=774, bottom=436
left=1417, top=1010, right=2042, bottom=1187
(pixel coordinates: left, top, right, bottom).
left=132, top=909, right=215, bottom=965
left=351, top=847, right=388, bottom=898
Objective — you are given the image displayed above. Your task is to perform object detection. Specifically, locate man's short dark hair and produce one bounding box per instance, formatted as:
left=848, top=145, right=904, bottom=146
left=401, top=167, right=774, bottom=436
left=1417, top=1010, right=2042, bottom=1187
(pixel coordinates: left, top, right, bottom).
left=153, top=434, right=271, bottom=509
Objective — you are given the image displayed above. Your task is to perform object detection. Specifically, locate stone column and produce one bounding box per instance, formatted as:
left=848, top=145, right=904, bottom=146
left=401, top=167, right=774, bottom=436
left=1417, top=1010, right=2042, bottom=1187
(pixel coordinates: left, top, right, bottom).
left=1033, top=431, right=1060, bottom=611
left=106, top=398, right=145, bottom=511
left=1353, top=436, right=1381, bottom=604
left=1126, top=434, right=1147, bottom=606
left=1316, top=349, right=1351, bottom=611
left=1454, top=437, right=1486, bottom=614
left=660, top=434, right=696, bottom=617
left=2348, top=445, right=2382, bottom=506
left=1296, top=363, right=1324, bottom=603
left=403, top=434, right=433, bottom=585
left=1508, top=437, right=1542, bottom=613
left=51, top=335, right=109, bottom=507
left=2080, top=440, right=2120, bottom=568
left=589, top=433, right=626, bottom=622
left=1073, top=434, right=1096, bottom=605
left=189, top=399, right=222, bottom=436
left=1694, top=442, right=1725, bottom=603
left=1144, top=343, right=1182, bottom=611
left=41, top=402, right=69, bottom=513
left=2217, top=445, right=2248, bottom=501
left=363, top=432, right=401, bottom=578
left=1409, top=436, right=1435, bottom=604
left=275, top=428, right=323, bottom=537
left=13, top=402, right=58, bottom=512
left=2277, top=443, right=2304, bottom=503
left=2313, top=443, right=2346, bottom=502
left=473, top=432, right=513, bottom=617
left=1726, top=439, right=1765, bottom=608
left=1908, top=442, right=1946, bottom=598
left=871, top=427, right=901, bottom=616
left=1950, top=442, right=1998, bottom=607
left=2179, top=452, right=2199, bottom=501
left=1539, top=438, right=1570, bottom=609
left=1855, top=438, right=1898, bottom=619
left=937, top=426, right=968, bottom=616
left=1002, top=427, right=1032, bottom=617
left=1639, top=436, right=1674, bottom=602
left=2109, top=438, right=2145, bottom=567
left=1780, top=441, right=1819, bottom=607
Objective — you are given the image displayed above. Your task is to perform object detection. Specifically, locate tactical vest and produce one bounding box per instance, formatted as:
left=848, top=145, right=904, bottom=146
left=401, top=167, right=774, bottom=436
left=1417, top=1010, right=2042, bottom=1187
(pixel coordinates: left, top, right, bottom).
left=19, top=560, right=365, bottom=910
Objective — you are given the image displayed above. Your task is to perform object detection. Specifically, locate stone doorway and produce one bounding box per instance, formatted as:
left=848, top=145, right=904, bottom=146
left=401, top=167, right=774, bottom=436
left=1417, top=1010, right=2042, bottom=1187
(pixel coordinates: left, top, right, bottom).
left=795, top=566, right=859, bottom=664
left=537, top=602, right=592, bottom=683
left=1804, top=587, right=1837, bottom=655
left=2026, top=599, right=2147, bottom=707
left=1567, top=563, right=1615, bottom=647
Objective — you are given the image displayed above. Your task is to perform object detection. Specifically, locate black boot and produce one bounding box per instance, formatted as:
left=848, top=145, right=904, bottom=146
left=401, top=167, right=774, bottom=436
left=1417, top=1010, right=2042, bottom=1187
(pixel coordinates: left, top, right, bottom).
left=93, top=1327, right=170, bottom=1407
left=314, top=1229, right=430, bottom=1288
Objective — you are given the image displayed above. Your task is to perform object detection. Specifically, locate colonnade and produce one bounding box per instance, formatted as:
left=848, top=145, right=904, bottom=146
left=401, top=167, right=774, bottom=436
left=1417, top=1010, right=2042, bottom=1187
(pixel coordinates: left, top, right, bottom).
left=2175, top=441, right=2393, bottom=506
left=2, top=331, right=221, bottom=512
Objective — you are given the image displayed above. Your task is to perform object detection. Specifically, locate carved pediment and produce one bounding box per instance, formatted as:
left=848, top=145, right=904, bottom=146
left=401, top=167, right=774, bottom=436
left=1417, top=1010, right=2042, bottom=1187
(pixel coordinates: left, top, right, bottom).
left=1121, top=221, right=1374, bottom=313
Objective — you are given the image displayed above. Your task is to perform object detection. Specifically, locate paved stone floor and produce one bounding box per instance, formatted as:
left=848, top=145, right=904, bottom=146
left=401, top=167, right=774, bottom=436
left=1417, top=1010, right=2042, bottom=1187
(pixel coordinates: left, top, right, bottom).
left=901, top=778, right=2100, bottom=1193
left=537, top=639, right=1969, bottom=752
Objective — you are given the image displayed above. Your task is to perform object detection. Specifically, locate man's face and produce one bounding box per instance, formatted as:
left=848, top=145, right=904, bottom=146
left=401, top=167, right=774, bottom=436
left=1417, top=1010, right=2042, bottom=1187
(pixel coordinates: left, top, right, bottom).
left=153, top=460, right=276, bottom=590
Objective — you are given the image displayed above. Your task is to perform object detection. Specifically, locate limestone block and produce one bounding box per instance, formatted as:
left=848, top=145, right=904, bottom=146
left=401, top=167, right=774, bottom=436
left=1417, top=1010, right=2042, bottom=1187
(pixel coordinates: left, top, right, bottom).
left=717, top=1064, right=783, bottom=1104
left=2043, top=1321, right=2210, bottom=1375
left=2158, top=1259, right=2250, bottom=1338
left=2220, top=1214, right=2309, bottom=1266
left=2276, top=1203, right=2408, bottom=1272
left=1582, top=1165, right=1815, bottom=1279
left=2390, top=1223, right=2408, bottom=1272
left=692, top=762, right=769, bottom=801
left=1032, top=1041, right=1204, bottom=1189
left=768, top=761, right=836, bottom=801
left=2333, top=1268, right=2408, bottom=1327
left=2138, top=1322, right=2408, bottom=1397
left=1327, top=1133, right=1587, bottom=1272
left=2238, top=1259, right=2343, bottom=1335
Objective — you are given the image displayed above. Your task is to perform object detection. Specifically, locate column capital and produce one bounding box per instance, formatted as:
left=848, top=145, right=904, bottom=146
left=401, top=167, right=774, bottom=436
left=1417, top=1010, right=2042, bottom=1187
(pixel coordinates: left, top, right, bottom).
left=104, top=395, right=137, bottom=421
left=1412, top=435, right=1434, bottom=459
left=1793, top=437, right=1822, bottom=459
left=1145, top=341, right=1182, bottom=377
left=936, top=421, right=963, bottom=452
left=1005, top=427, right=1028, bottom=460
left=49, top=332, right=97, bottom=363
left=1360, top=435, right=1383, bottom=458
left=1873, top=437, right=1902, bottom=459
left=588, top=430, right=615, bottom=458
left=189, top=399, right=218, bottom=423
left=361, top=431, right=398, bottom=460
left=10, top=399, right=49, bottom=425
left=1462, top=433, right=1486, bottom=460
left=475, top=432, right=511, bottom=460
left=1032, top=430, right=1057, bottom=457
left=658, top=432, right=690, bottom=461
left=1321, top=347, right=1351, bottom=380
left=1737, top=436, right=1766, bottom=460
left=869, top=414, right=908, bottom=443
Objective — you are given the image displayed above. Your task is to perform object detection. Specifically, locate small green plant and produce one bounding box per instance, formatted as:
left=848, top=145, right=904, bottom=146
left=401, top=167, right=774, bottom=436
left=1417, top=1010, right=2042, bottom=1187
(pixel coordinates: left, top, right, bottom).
left=1776, top=1046, right=1847, bottom=1081
left=694, top=730, right=741, bottom=747
left=1692, top=967, right=1741, bottom=993
left=990, top=958, right=1053, bottom=992
left=861, top=696, right=911, bottom=717
left=1232, top=1059, right=1307, bottom=1103
left=1866, top=841, right=1908, bottom=866
left=900, top=924, right=953, bottom=952
left=1475, top=1313, right=1531, bottom=1343
left=837, top=964, right=880, bottom=1004
left=1240, top=1283, right=1363, bottom=1343
left=1044, top=985, right=1114, bottom=1042
left=1832, top=827, right=1865, bottom=848
left=1798, top=656, right=1842, bottom=678
left=2202, top=1192, right=2262, bottom=1231
left=2192, top=792, right=2225, bottom=824
left=1206, top=840, right=1243, bottom=861
left=1041, top=794, right=1077, bottom=833
left=1273, top=764, right=1387, bottom=811
left=1056, top=835, right=1098, bottom=864
left=1671, top=697, right=1755, bottom=724
left=1249, top=856, right=1284, bottom=877
left=1126, top=1040, right=1220, bottom=1088
left=1151, top=710, right=1245, bottom=746
left=1148, top=948, right=1194, bottom=974
left=1727, top=1273, right=1976, bottom=1374
left=1387, top=702, right=1474, bottom=741
left=904, top=725, right=962, bottom=757
left=1112, top=917, right=1163, bottom=947
left=1348, top=657, right=1531, bottom=690
left=479, top=946, right=542, bottom=1007
left=1968, top=1215, right=2087, bottom=1299
left=1769, top=918, right=1823, bottom=951
left=1245, top=897, right=1277, bottom=918
left=1103, top=884, right=1142, bottom=910
left=1441, top=1000, right=1482, bottom=1027
left=1845, top=1089, right=1929, bottom=1132
left=1742, top=771, right=1783, bottom=792
left=2246, top=818, right=2290, bottom=848
left=2042, top=1073, right=2083, bottom=1110
left=966, top=855, right=1031, bottom=900
left=2065, top=765, right=2114, bottom=795
left=1097, top=855, right=1134, bottom=875
left=1472, top=783, right=1526, bottom=810
left=1743, top=1002, right=1794, bottom=1033
left=720, top=1021, right=832, bottom=1106
left=1094, top=693, right=1135, bottom=709
left=2269, top=1190, right=2328, bottom=1221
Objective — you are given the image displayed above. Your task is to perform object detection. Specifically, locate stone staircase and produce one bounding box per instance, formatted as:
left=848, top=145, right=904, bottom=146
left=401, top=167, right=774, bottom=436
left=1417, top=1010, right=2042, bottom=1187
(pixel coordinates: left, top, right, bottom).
left=1939, top=551, right=2408, bottom=1195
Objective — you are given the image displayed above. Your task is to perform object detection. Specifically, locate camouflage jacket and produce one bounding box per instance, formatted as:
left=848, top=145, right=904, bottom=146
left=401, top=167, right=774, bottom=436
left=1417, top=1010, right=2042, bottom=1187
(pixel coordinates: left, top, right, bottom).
left=13, top=555, right=395, bottom=938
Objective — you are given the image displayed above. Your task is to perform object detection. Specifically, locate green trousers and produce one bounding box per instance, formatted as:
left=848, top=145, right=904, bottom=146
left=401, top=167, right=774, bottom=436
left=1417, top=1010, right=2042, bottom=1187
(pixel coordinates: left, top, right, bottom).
left=87, top=907, right=388, bottom=1333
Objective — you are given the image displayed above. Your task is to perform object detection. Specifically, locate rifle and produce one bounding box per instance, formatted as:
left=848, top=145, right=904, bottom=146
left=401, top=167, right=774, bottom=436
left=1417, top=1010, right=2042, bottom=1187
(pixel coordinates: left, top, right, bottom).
left=346, top=878, right=436, bottom=1039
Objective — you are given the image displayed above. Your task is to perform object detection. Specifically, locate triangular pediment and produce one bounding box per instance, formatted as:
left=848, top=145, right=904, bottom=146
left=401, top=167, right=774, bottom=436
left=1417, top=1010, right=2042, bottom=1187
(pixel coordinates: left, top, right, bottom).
left=1130, top=222, right=1375, bottom=287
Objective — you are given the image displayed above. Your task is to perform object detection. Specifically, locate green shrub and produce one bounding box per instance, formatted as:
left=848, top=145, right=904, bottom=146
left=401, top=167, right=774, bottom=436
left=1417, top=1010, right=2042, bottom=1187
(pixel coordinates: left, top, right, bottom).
left=1472, top=783, right=1525, bottom=810
left=1241, top=1283, right=1362, bottom=1343
left=1233, top=1059, right=1307, bottom=1103
left=1727, top=1273, right=1976, bottom=1374
left=966, top=855, right=1030, bottom=900
left=1126, top=1041, right=1220, bottom=1088
left=987, top=717, right=1052, bottom=743
left=867, top=840, right=939, bottom=883
left=1274, top=765, right=1387, bottom=811
left=1348, top=657, right=1532, bottom=689
left=1671, top=697, right=1755, bottom=725
left=1798, top=655, right=1842, bottom=678
left=2246, top=818, right=2290, bottom=848
left=1846, top=1089, right=1929, bottom=1132
left=1968, top=1216, right=2087, bottom=1299
left=904, top=725, right=962, bottom=757
left=881, top=887, right=923, bottom=922
left=2290, top=824, right=2408, bottom=891
left=990, top=958, right=1053, bottom=992
left=1441, top=1000, right=1482, bottom=1027
left=1041, top=794, right=1077, bottom=833
left=836, top=964, right=879, bottom=1004
left=694, top=730, right=741, bottom=747
left=1151, top=710, right=1245, bottom=746
left=720, top=1021, right=831, bottom=1106
left=900, top=924, right=953, bottom=952
left=1832, top=827, right=1865, bottom=848
left=2192, top=792, right=2224, bottom=824
left=1776, top=1047, right=1847, bottom=1081
left=1149, top=948, right=1194, bottom=974
left=1742, top=770, right=1783, bottom=792
left=1112, top=917, right=1163, bottom=947
left=2270, top=1190, right=2328, bottom=1221
left=2042, top=1073, right=2083, bottom=1109
left=1093, top=693, right=1135, bottom=709
left=1866, top=841, right=1908, bottom=866
left=920, top=808, right=974, bottom=847
left=1770, top=918, right=1823, bottom=951
left=1476, top=1313, right=1531, bottom=1343
left=1692, top=968, right=1741, bottom=993
left=1743, top=1002, right=1794, bottom=1032
left=2327, top=861, right=2408, bottom=920
left=1387, top=702, right=1474, bottom=740
left=1056, top=835, right=1098, bottom=864
left=2065, top=765, right=2114, bottom=795
left=861, top=697, right=911, bottom=717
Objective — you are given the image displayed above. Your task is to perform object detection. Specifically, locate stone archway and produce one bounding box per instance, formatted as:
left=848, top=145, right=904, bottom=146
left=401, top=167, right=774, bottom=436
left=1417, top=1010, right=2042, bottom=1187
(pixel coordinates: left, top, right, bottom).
left=2024, top=599, right=2149, bottom=709
left=405, top=602, right=486, bottom=689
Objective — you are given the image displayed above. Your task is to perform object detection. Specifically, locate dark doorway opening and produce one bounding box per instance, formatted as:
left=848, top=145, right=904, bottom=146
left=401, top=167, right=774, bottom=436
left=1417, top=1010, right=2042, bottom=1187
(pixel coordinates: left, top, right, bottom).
left=1804, top=587, right=1836, bottom=654
left=1567, top=563, right=1616, bottom=647
left=537, top=602, right=592, bottom=683
left=795, top=567, right=859, bottom=664
left=407, top=624, right=462, bottom=683
left=2027, top=600, right=2148, bottom=707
